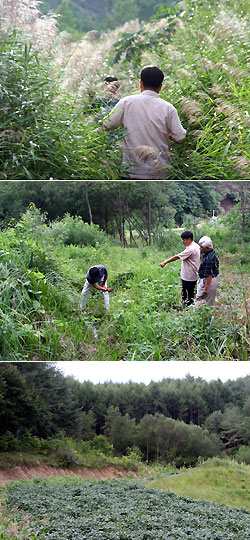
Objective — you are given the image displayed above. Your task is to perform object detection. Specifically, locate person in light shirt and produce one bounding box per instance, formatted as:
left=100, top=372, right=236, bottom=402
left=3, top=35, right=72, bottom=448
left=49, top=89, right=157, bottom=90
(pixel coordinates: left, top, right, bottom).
left=159, top=230, right=200, bottom=306
left=103, top=66, right=186, bottom=179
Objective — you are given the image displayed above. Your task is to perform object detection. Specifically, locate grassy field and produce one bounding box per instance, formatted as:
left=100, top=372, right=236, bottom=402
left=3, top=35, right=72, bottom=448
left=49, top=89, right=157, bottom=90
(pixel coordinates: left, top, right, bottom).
left=143, top=458, right=250, bottom=512
left=0, top=210, right=249, bottom=360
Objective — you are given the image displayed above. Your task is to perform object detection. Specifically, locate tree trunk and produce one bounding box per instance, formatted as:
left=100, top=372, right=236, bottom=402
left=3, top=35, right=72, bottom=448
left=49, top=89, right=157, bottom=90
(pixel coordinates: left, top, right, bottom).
left=148, top=190, right=152, bottom=246
left=127, top=216, right=139, bottom=247
left=118, top=187, right=125, bottom=246
left=85, top=183, right=93, bottom=225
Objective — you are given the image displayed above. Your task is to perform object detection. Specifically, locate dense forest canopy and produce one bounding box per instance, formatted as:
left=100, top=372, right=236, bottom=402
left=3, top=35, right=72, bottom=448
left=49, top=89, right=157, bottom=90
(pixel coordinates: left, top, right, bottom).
left=0, top=181, right=221, bottom=229
left=40, top=0, right=177, bottom=33
left=0, top=181, right=248, bottom=232
left=1, top=363, right=250, bottom=464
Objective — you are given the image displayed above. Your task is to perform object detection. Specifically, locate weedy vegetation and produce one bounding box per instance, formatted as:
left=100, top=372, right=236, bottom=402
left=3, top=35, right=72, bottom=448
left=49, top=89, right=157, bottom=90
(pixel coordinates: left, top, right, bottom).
left=0, top=0, right=249, bottom=179
left=0, top=205, right=249, bottom=360
left=143, top=457, right=250, bottom=511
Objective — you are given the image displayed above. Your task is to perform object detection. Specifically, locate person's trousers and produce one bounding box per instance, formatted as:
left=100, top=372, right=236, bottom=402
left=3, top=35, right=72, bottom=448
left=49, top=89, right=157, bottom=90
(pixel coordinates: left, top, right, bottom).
left=195, top=276, right=219, bottom=307
left=80, top=279, right=110, bottom=310
left=181, top=279, right=197, bottom=306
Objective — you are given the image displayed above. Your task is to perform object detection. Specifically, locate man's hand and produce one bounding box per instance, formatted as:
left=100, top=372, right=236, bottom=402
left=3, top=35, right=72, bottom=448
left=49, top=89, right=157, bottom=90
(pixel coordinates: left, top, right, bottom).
left=159, top=255, right=179, bottom=267
left=87, top=87, right=96, bottom=99
left=169, top=132, right=186, bottom=144
left=203, top=276, right=212, bottom=296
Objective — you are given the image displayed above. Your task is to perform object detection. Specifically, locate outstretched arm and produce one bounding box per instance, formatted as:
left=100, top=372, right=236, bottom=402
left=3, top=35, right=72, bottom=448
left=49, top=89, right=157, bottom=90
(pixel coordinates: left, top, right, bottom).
left=159, top=255, right=179, bottom=267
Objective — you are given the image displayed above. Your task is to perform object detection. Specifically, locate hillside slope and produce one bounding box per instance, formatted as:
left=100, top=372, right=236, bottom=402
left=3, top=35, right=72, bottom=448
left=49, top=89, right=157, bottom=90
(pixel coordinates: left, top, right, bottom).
left=144, top=458, right=250, bottom=511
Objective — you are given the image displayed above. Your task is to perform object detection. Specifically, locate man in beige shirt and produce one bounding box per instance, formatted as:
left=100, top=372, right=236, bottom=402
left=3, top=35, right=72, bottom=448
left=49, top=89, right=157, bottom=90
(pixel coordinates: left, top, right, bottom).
left=103, top=66, right=186, bottom=179
left=160, top=230, right=200, bottom=306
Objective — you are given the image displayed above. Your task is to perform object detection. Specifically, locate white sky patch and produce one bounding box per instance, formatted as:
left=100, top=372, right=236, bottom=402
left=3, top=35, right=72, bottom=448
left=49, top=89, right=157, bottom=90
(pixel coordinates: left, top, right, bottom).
left=56, top=362, right=250, bottom=385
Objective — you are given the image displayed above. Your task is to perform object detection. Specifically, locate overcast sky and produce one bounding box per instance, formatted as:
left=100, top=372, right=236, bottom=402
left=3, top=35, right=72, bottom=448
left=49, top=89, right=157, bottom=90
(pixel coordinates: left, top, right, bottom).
left=56, top=362, right=250, bottom=385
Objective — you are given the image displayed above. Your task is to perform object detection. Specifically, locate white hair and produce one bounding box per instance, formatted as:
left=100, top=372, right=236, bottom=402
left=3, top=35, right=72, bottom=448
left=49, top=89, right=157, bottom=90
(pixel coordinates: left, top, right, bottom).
left=199, top=236, right=213, bottom=248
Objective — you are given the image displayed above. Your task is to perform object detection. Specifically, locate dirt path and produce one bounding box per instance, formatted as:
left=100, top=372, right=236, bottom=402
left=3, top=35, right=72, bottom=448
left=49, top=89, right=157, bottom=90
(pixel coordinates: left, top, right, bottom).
left=0, top=465, right=137, bottom=486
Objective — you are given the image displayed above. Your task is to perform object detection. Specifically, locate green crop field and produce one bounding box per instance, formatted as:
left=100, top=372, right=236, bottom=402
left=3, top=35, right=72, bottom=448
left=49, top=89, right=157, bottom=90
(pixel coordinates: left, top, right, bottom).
left=3, top=477, right=250, bottom=540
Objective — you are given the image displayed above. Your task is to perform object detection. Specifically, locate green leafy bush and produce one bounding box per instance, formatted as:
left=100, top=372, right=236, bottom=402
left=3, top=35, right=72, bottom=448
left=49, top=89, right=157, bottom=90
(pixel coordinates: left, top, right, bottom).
left=90, top=435, right=114, bottom=456
left=0, top=432, right=19, bottom=452
left=49, top=214, right=109, bottom=247
left=234, top=446, right=250, bottom=466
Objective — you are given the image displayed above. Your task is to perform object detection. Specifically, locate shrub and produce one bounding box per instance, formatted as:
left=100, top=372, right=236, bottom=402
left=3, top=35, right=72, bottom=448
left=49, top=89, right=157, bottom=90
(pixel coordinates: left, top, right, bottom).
left=91, top=435, right=114, bottom=456
left=0, top=431, right=19, bottom=452
left=50, top=214, right=108, bottom=247
left=234, top=446, right=250, bottom=466
left=154, top=230, right=183, bottom=251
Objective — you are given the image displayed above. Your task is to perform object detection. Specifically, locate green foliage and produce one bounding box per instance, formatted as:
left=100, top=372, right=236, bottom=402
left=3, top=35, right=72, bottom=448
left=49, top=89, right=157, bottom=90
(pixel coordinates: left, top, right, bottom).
left=90, top=435, right=114, bottom=456
left=111, top=14, right=178, bottom=68
left=0, top=432, right=19, bottom=452
left=0, top=31, right=122, bottom=179
left=111, top=270, right=135, bottom=287
left=0, top=201, right=249, bottom=360
left=107, top=0, right=140, bottom=30
left=144, top=457, right=250, bottom=511
left=6, top=478, right=250, bottom=539
left=49, top=214, right=109, bottom=247
left=1, top=0, right=250, bottom=178
left=2, top=363, right=250, bottom=467
left=56, top=444, right=80, bottom=467
left=234, top=446, right=250, bottom=466
left=42, top=0, right=178, bottom=32
left=55, top=0, right=77, bottom=33
left=0, top=31, right=56, bottom=132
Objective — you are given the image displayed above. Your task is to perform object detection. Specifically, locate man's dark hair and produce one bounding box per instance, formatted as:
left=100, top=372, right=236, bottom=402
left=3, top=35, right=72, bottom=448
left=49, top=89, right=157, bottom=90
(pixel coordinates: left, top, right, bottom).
left=140, top=66, right=164, bottom=90
left=181, top=230, right=193, bottom=240
left=89, top=266, right=100, bottom=277
left=104, top=76, right=118, bottom=82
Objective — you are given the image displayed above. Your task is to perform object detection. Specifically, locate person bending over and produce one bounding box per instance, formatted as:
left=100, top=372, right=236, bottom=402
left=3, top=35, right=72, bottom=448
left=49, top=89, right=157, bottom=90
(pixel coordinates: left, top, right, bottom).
left=80, top=265, right=112, bottom=312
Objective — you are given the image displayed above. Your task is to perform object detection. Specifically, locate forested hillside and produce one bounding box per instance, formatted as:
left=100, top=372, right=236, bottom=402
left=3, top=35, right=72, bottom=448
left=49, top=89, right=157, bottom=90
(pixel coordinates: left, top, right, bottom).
left=0, top=182, right=249, bottom=360
left=0, top=181, right=221, bottom=227
left=2, top=364, right=250, bottom=538
left=1, top=363, right=250, bottom=467
left=40, top=0, right=175, bottom=34
left=0, top=0, right=249, bottom=179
